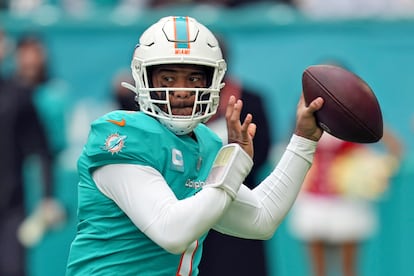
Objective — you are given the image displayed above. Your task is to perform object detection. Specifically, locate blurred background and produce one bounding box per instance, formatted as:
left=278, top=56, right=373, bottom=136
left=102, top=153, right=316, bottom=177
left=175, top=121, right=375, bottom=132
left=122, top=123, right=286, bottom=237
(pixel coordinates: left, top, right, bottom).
left=1, top=0, right=414, bottom=275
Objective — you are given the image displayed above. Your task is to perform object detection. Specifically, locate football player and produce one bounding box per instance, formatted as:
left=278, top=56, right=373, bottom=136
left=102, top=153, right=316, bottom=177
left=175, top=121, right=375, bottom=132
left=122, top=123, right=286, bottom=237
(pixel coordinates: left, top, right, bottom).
left=66, top=16, right=324, bottom=275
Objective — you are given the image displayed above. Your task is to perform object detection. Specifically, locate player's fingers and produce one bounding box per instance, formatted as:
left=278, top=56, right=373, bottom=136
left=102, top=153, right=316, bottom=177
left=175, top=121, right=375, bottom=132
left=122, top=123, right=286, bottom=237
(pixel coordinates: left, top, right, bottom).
left=226, top=98, right=244, bottom=138
left=225, top=95, right=237, bottom=121
left=226, top=96, right=241, bottom=141
left=241, top=113, right=253, bottom=133
left=247, top=123, right=256, bottom=140
left=240, top=113, right=253, bottom=143
left=230, top=99, right=243, bottom=124
left=307, top=97, right=324, bottom=113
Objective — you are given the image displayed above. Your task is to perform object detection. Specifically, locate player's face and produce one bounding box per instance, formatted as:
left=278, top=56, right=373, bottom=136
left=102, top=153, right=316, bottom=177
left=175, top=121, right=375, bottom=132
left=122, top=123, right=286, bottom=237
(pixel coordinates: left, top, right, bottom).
left=151, top=64, right=208, bottom=116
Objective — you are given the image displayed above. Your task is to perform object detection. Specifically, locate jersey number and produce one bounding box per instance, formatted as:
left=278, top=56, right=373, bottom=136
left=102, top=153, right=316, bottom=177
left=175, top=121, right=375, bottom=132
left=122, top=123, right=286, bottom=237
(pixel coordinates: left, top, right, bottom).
left=176, top=240, right=199, bottom=276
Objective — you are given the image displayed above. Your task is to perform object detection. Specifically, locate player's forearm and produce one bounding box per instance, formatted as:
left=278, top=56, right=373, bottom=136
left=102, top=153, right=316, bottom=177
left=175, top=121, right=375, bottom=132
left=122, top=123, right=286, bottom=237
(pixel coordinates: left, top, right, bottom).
left=142, top=186, right=232, bottom=254
left=213, top=134, right=317, bottom=239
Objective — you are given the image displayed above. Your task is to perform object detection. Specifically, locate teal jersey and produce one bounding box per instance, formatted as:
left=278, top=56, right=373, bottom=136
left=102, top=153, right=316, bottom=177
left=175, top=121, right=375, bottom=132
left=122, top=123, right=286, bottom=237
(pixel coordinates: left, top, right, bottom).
left=66, top=111, right=222, bottom=276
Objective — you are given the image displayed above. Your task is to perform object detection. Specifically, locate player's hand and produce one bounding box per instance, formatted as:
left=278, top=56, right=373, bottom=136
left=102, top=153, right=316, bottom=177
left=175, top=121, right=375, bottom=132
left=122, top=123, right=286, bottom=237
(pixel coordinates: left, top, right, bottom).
left=225, top=95, right=256, bottom=159
left=294, top=94, right=324, bottom=141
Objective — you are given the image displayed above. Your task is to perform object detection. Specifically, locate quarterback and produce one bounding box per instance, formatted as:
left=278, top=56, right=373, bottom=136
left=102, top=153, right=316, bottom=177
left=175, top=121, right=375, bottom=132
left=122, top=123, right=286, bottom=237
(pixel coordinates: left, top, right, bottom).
left=66, top=16, right=324, bottom=275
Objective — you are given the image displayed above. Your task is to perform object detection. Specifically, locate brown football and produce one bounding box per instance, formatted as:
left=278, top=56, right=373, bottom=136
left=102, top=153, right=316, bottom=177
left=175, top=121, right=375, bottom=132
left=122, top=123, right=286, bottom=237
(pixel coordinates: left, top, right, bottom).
left=302, top=64, right=383, bottom=143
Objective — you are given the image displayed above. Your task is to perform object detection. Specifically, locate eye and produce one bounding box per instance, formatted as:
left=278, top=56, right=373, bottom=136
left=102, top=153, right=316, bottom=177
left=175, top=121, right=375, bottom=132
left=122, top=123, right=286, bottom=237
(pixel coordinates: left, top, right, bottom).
left=163, top=76, right=174, bottom=82
left=189, top=73, right=207, bottom=84
left=189, top=76, right=201, bottom=82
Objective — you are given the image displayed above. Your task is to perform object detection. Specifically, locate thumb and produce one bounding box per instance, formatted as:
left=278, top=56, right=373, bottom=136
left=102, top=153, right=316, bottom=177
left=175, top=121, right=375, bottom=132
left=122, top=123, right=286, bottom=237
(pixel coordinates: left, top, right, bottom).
left=307, top=97, right=324, bottom=113
left=248, top=123, right=257, bottom=140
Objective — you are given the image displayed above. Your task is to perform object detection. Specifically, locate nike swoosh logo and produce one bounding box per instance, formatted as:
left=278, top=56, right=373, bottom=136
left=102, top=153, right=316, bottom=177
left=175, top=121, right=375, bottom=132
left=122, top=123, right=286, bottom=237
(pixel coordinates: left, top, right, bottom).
left=107, top=118, right=126, bottom=127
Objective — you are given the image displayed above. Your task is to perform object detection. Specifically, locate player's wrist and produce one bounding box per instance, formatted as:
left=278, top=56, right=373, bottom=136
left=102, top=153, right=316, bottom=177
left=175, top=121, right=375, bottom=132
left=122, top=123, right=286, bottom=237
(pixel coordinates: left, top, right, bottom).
left=294, top=129, right=321, bottom=141
left=288, top=134, right=318, bottom=164
left=204, top=143, right=253, bottom=200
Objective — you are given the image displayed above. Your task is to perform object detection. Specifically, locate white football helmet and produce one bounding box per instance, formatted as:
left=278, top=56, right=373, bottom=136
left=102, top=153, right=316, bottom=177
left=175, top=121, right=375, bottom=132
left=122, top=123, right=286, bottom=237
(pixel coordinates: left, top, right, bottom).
left=122, top=16, right=227, bottom=135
